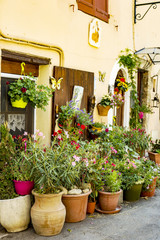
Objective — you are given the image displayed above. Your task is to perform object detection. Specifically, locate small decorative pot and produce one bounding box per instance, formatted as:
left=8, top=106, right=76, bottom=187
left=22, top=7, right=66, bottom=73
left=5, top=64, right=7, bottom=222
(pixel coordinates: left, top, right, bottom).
left=62, top=190, right=91, bottom=223
left=124, top=183, right=142, bottom=201
left=148, top=151, right=160, bottom=165
left=31, top=190, right=66, bottom=236
left=0, top=195, right=31, bottom=232
left=141, top=177, right=158, bottom=198
left=87, top=201, right=96, bottom=214
left=98, top=190, right=122, bottom=211
left=97, top=104, right=110, bottom=116
left=13, top=180, right=34, bottom=195
left=11, top=99, right=28, bottom=108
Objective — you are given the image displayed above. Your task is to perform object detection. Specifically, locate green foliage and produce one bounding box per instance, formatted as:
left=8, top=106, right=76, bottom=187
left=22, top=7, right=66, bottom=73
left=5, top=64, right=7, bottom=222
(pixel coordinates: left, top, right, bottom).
left=99, top=95, right=112, bottom=107
left=102, top=170, right=122, bottom=193
left=8, top=75, right=53, bottom=111
left=118, top=48, right=152, bottom=128
left=0, top=123, right=18, bottom=199
left=151, top=139, right=160, bottom=153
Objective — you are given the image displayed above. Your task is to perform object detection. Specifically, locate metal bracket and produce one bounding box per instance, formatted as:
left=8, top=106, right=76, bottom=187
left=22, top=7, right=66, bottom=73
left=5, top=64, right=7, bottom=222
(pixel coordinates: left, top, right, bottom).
left=135, top=1, right=160, bottom=23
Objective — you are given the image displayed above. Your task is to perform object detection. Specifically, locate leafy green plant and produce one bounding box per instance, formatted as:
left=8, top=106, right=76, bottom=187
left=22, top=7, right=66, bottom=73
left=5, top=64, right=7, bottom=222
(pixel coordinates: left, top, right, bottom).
left=150, top=139, right=160, bottom=153
left=118, top=48, right=152, bottom=128
left=99, top=94, right=113, bottom=107
left=8, top=74, right=53, bottom=111
left=102, top=170, right=122, bottom=193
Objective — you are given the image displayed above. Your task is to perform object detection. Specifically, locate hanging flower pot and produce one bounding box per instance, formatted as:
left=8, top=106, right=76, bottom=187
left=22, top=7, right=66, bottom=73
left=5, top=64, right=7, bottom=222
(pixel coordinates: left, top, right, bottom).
left=97, top=104, right=111, bottom=116
left=11, top=99, right=28, bottom=108
left=13, top=180, right=34, bottom=195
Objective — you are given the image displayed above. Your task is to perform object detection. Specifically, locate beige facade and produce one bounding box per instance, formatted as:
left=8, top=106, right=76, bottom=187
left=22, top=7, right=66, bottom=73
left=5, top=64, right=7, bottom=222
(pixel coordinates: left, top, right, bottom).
left=0, top=0, right=159, bottom=144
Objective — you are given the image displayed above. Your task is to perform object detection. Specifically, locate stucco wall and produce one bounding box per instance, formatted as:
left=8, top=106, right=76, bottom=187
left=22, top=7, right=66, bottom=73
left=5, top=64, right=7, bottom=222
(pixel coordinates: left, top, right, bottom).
left=0, top=0, right=141, bottom=143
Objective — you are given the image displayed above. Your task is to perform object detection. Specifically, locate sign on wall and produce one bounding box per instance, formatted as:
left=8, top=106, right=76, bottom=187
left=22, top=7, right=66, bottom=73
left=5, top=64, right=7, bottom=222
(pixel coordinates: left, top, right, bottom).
left=89, top=19, right=101, bottom=48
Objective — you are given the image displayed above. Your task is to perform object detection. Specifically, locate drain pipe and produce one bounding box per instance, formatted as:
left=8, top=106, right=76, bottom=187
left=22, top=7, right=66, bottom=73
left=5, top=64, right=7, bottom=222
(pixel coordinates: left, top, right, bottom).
left=0, top=30, right=64, bottom=66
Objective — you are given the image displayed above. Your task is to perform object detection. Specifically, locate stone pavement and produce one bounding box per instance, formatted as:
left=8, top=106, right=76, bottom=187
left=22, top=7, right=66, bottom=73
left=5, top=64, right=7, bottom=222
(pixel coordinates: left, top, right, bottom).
left=1, top=190, right=160, bottom=240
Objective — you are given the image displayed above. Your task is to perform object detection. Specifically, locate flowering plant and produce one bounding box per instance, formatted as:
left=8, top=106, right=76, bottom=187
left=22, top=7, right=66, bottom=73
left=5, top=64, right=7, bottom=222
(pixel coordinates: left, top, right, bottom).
left=114, top=77, right=129, bottom=93
left=7, top=75, right=53, bottom=111
left=139, top=157, right=160, bottom=191
left=150, top=139, right=160, bottom=153
left=111, top=93, right=124, bottom=107
left=98, top=94, right=113, bottom=107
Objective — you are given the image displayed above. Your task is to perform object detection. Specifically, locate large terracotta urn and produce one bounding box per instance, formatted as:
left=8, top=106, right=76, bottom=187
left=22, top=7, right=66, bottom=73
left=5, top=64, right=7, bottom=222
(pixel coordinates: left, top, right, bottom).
left=31, top=190, right=66, bottom=236
left=0, top=195, right=31, bottom=232
left=62, top=190, right=91, bottom=223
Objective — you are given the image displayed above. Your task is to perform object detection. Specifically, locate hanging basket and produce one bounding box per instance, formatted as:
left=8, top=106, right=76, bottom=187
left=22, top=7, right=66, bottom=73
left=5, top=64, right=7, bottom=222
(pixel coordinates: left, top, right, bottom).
left=97, top=104, right=111, bottom=116
left=11, top=99, right=28, bottom=108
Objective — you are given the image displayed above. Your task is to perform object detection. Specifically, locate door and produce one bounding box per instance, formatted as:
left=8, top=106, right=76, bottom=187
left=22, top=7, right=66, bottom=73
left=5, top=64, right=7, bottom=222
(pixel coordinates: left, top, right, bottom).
left=52, top=66, right=94, bottom=136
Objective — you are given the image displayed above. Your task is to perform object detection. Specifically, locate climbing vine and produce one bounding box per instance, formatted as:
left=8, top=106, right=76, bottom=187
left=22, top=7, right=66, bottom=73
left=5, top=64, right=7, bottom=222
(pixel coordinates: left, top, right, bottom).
left=118, top=48, right=152, bottom=128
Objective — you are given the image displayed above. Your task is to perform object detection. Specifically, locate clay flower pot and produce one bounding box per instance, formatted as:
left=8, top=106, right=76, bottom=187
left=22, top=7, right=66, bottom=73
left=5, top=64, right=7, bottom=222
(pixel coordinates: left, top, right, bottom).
left=87, top=201, right=96, bottom=214
left=62, top=190, right=91, bottom=222
left=141, top=177, right=158, bottom=197
left=13, top=180, right=34, bottom=195
left=98, top=189, right=122, bottom=211
left=148, top=151, right=160, bottom=165
left=0, top=195, right=31, bottom=232
left=31, top=190, right=66, bottom=236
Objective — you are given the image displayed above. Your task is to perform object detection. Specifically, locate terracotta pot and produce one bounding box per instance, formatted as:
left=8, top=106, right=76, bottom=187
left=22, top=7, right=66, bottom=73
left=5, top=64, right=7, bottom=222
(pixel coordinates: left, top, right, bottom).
left=141, top=177, right=158, bottom=197
left=87, top=201, right=96, bottom=214
left=97, top=104, right=110, bottom=116
left=62, top=190, right=91, bottom=223
left=31, top=190, right=66, bottom=236
left=98, top=190, right=122, bottom=211
left=124, top=183, right=142, bottom=201
left=0, top=195, right=31, bottom=232
left=13, top=180, right=34, bottom=195
left=11, top=99, right=28, bottom=108
left=148, top=151, right=160, bottom=165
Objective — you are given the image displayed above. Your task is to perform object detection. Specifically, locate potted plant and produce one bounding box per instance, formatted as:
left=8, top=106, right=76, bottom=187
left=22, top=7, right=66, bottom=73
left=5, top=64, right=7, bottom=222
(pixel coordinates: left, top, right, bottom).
left=7, top=74, right=53, bottom=110
left=114, top=77, right=129, bottom=94
left=119, top=158, right=144, bottom=201
left=98, top=161, right=122, bottom=213
left=124, top=128, right=151, bottom=157
left=140, top=157, right=159, bottom=197
left=97, top=94, right=113, bottom=116
left=148, top=139, right=160, bottom=165
left=0, top=123, right=31, bottom=233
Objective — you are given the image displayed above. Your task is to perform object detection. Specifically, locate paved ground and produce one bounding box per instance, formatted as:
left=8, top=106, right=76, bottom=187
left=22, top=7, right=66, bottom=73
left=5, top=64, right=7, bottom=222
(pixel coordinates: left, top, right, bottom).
left=1, top=190, right=160, bottom=240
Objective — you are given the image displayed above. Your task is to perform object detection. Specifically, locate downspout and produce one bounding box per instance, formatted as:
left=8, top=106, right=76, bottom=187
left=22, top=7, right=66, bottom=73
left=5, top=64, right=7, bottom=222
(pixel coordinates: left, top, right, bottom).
left=132, top=0, right=136, bottom=51
left=0, top=30, right=64, bottom=66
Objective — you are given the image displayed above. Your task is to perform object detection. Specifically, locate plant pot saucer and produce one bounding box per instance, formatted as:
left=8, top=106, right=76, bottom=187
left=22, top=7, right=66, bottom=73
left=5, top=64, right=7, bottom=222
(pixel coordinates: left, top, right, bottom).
left=95, top=205, right=122, bottom=214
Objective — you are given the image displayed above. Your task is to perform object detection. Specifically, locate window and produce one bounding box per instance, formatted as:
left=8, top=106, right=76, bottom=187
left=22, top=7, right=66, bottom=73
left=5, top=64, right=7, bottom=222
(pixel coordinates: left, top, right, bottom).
left=77, top=0, right=109, bottom=23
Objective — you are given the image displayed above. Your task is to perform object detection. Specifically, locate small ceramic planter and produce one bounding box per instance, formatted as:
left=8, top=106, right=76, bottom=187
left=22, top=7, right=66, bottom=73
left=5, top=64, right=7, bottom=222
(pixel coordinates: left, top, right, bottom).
left=141, top=177, right=158, bottom=197
left=87, top=201, right=96, bottom=214
left=13, top=180, right=34, bottom=195
left=98, top=190, right=122, bottom=211
left=124, top=183, right=142, bottom=201
left=0, top=195, right=31, bottom=232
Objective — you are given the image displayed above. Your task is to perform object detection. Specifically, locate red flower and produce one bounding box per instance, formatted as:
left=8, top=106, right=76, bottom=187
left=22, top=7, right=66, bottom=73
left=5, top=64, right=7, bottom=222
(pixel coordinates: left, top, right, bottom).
left=111, top=163, right=116, bottom=167
left=120, top=78, right=125, bottom=82
left=77, top=123, right=81, bottom=127
left=57, top=130, right=62, bottom=134
left=22, top=138, right=27, bottom=142
left=53, top=131, right=58, bottom=136
left=81, top=125, right=85, bottom=130
left=21, top=87, right=27, bottom=93
left=105, top=128, right=109, bottom=133
left=79, top=131, right=83, bottom=135
left=12, top=135, right=16, bottom=139
left=114, top=88, right=119, bottom=92
left=43, top=148, right=46, bottom=152
left=6, top=81, right=10, bottom=85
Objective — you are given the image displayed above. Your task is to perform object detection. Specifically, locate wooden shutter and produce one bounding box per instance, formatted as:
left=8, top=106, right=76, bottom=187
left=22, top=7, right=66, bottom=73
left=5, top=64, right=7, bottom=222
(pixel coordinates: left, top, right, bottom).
left=95, top=0, right=109, bottom=23
left=52, top=66, right=94, bottom=134
left=77, top=0, right=109, bottom=23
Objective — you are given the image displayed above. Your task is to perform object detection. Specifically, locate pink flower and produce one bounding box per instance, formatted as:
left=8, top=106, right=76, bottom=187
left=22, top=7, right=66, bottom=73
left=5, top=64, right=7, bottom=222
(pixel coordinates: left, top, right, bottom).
left=138, top=112, right=144, bottom=119
left=23, top=131, right=28, bottom=136
left=73, top=155, right=80, bottom=162
left=72, top=161, right=76, bottom=166
left=37, top=132, right=43, bottom=136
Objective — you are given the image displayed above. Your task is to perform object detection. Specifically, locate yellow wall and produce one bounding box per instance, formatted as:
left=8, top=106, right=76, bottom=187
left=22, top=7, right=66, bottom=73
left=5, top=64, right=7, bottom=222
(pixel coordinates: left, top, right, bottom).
left=1, top=0, right=159, bottom=142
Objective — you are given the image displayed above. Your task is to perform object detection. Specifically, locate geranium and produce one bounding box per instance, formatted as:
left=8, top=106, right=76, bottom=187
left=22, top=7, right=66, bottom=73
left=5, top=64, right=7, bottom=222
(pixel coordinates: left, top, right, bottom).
left=115, top=77, right=129, bottom=92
